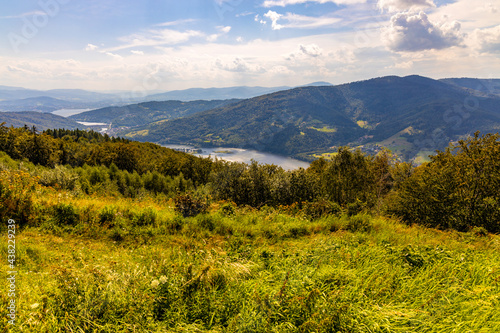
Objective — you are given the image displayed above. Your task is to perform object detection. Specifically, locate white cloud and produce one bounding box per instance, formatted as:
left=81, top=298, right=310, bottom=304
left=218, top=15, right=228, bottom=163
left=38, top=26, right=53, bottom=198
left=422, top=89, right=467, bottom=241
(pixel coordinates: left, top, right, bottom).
left=206, top=26, right=231, bottom=42
left=156, top=19, right=197, bottom=27
left=300, top=44, right=323, bottom=57
left=207, top=34, right=219, bottom=42
left=262, top=0, right=366, bottom=7
left=104, top=52, right=123, bottom=60
left=215, top=58, right=265, bottom=73
left=236, top=36, right=244, bottom=42
left=382, top=11, right=464, bottom=52
left=264, top=10, right=284, bottom=30
left=85, top=43, right=98, bottom=51
left=218, top=26, right=232, bottom=33
left=377, top=0, right=435, bottom=12
left=131, top=50, right=144, bottom=55
left=109, top=29, right=204, bottom=51
left=472, top=25, right=500, bottom=54
left=263, top=11, right=341, bottom=30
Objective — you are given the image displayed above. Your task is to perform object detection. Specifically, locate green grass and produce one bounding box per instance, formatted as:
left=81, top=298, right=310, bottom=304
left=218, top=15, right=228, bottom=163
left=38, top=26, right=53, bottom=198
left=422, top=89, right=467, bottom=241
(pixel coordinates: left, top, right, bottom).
left=308, top=126, right=337, bottom=133
left=1, top=194, right=500, bottom=332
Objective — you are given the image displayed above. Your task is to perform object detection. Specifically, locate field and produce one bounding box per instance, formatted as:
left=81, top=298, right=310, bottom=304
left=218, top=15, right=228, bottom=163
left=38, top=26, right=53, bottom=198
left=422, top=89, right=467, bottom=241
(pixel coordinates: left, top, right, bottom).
left=1, top=188, right=500, bottom=332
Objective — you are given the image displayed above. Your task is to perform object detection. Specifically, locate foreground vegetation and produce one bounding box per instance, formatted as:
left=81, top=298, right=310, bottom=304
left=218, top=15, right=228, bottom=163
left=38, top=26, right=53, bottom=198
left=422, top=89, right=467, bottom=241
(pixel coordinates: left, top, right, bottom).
left=1, top=186, right=500, bottom=332
left=1, top=125, right=500, bottom=331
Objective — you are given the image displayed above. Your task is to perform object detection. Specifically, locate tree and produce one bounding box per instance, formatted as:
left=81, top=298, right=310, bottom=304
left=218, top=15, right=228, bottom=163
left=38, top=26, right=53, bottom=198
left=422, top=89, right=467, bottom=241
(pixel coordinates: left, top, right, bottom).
left=390, top=132, right=500, bottom=232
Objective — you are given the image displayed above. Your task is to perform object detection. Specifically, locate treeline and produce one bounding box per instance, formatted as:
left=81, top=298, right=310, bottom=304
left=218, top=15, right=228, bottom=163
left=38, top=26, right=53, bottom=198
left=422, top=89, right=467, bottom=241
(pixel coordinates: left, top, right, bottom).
left=0, top=125, right=212, bottom=186
left=1, top=123, right=499, bottom=233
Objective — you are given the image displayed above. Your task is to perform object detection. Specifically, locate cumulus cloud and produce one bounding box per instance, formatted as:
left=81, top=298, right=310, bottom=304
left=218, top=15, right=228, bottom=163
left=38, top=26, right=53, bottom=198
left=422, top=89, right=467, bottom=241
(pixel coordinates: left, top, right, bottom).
left=473, top=25, right=500, bottom=53
left=85, top=43, right=98, bottom=51
left=377, top=0, right=435, bottom=12
left=215, top=58, right=265, bottom=73
left=262, top=0, right=366, bottom=7
left=382, top=11, right=464, bottom=52
left=264, top=10, right=284, bottom=30
left=299, top=44, right=323, bottom=57
left=287, top=44, right=324, bottom=62
left=131, top=50, right=144, bottom=55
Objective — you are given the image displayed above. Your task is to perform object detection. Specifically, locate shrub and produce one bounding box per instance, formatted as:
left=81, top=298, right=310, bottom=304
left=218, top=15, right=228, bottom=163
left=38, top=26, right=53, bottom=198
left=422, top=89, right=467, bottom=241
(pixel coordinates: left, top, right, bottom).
left=346, top=214, right=373, bottom=232
left=132, top=208, right=157, bottom=226
left=174, top=193, right=207, bottom=217
left=219, top=202, right=236, bottom=216
left=301, top=199, right=341, bottom=220
left=39, top=165, right=78, bottom=190
left=0, top=170, right=39, bottom=227
left=52, top=203, right=79, bottom=226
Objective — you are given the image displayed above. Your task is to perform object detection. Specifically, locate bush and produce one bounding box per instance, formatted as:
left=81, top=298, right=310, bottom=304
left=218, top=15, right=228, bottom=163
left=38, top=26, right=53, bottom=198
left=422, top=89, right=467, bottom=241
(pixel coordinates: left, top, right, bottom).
left=301, top=199, right=341, bottom=220
left=346, top=214, right=373, bottom=232
left=0, top=170, right=39, bottom=227
left=219, top=202, right=236, bottom=216
left=52, top=203, right=79, bottom=226
left=39, top=165, right=78, bottom=190
left=99, top=206, right=116, bottom=226
left=174, top=193, right=207, bottom=217
left=132, top=208, right=157, bottom=226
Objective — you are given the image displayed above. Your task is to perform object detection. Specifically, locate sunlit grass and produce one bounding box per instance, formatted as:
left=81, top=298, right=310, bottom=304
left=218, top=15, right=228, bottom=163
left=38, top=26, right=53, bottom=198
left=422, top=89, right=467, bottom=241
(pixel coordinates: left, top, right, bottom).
left=1, top=191, right=500, bottom=332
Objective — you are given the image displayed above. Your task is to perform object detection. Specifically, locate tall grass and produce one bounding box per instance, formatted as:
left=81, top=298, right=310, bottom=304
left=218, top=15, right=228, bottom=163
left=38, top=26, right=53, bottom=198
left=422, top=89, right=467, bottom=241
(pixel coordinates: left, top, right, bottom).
left=0, top=168, right=499, bottom=331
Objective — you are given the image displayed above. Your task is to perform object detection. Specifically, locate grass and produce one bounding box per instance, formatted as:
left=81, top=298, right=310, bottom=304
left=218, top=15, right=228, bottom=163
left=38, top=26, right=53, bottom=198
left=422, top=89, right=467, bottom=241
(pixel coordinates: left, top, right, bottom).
left=308, top=126, right=337, bottom=133
left=1, top=184, right=500, bottom=332
left=124, top=129, right=149, bottom=138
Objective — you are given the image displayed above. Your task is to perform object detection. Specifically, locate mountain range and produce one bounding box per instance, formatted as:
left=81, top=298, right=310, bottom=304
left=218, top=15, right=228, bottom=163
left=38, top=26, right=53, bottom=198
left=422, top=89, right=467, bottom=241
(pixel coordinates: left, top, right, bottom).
left=0, top=111, right=83, bottom=131
left=1, top=76, right=499, bottom=162
left=0, top=84, right=328, bottom=113
left=69, top=99, right=241, bottom=127
left=118, top=75, right=500, bottom=161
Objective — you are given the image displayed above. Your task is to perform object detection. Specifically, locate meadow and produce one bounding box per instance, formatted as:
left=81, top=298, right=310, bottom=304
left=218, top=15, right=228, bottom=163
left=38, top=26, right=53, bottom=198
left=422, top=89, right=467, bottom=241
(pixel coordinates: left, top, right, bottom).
left=1, top=173, right=499, bottom=332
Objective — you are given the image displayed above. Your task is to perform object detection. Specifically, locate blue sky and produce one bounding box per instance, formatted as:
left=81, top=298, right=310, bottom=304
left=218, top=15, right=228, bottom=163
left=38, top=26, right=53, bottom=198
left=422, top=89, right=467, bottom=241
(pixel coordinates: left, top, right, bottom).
left=0, top=0, right=499, bottom=91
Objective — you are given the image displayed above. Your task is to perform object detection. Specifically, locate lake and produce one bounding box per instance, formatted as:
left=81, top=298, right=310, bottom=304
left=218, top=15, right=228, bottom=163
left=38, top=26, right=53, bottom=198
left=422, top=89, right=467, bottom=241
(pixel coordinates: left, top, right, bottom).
left=163, top=144, right=310, bottom=170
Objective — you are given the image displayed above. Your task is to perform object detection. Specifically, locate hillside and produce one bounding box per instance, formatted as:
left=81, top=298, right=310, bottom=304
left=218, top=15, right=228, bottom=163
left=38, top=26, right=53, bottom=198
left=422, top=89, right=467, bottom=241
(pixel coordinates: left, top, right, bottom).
left=69, top=99, right=240, bottom=127
left=121, top=75, right=500, bottom=160
left=0, top=111, right=84, bottom=130
left=440, top=78, right=500, bottom=97
left=0, top=96, right=86, bottom=113
left=144, top=85, right=291, bottom=101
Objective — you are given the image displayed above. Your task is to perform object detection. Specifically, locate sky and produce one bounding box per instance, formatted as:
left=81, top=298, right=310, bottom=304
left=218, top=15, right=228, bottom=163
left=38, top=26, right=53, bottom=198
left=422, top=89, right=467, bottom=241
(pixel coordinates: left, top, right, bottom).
left=0, top=0, right=499, bottom=92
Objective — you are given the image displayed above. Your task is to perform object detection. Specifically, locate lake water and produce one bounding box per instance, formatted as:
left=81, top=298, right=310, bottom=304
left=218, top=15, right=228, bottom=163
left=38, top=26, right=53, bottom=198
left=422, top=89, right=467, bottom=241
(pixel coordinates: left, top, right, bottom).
left=52, top=108, right=93, bottom=117
left=163, top=144, right=310, bottom=170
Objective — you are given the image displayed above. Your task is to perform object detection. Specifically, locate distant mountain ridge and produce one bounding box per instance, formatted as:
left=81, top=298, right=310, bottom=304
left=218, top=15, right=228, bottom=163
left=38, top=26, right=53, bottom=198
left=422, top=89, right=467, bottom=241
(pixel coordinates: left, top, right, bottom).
left=119, top=75, right=500, bottom=161
left=69, top=99, right=241, bottom=127
left=0, top=111, right=84, bottom=131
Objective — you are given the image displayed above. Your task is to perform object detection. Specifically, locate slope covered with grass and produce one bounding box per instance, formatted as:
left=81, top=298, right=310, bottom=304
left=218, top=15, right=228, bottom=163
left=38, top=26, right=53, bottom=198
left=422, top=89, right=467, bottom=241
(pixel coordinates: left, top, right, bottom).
left=1, top=169, right=499, bottom=332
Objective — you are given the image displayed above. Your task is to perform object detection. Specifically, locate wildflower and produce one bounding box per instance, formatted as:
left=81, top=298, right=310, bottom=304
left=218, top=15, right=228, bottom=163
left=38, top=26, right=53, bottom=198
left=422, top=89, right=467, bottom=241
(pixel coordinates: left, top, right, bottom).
left=30, top=303, right=39, bottom=309
left=151, top=279, right=160, bottom=288
left=159, top=275, right=168, bottom=284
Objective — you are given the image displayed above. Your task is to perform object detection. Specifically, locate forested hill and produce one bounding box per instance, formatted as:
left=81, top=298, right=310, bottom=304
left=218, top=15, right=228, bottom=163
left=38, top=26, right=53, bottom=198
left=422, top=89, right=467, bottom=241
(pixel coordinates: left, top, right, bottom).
left=121, top=75, right=500, bottom=161
left=0, top=111, right=83, bottom=130
left=70, top=99, right=241, bottom=127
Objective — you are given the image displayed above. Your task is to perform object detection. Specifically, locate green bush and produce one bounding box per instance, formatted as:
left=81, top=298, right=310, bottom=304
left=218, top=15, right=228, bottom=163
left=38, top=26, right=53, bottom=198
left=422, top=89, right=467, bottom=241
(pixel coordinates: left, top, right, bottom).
left=52, top=203, right=79, bottom=226
left=132, top=207, right=157, bottom=226
left=346, top=214, right=373, bottom=232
